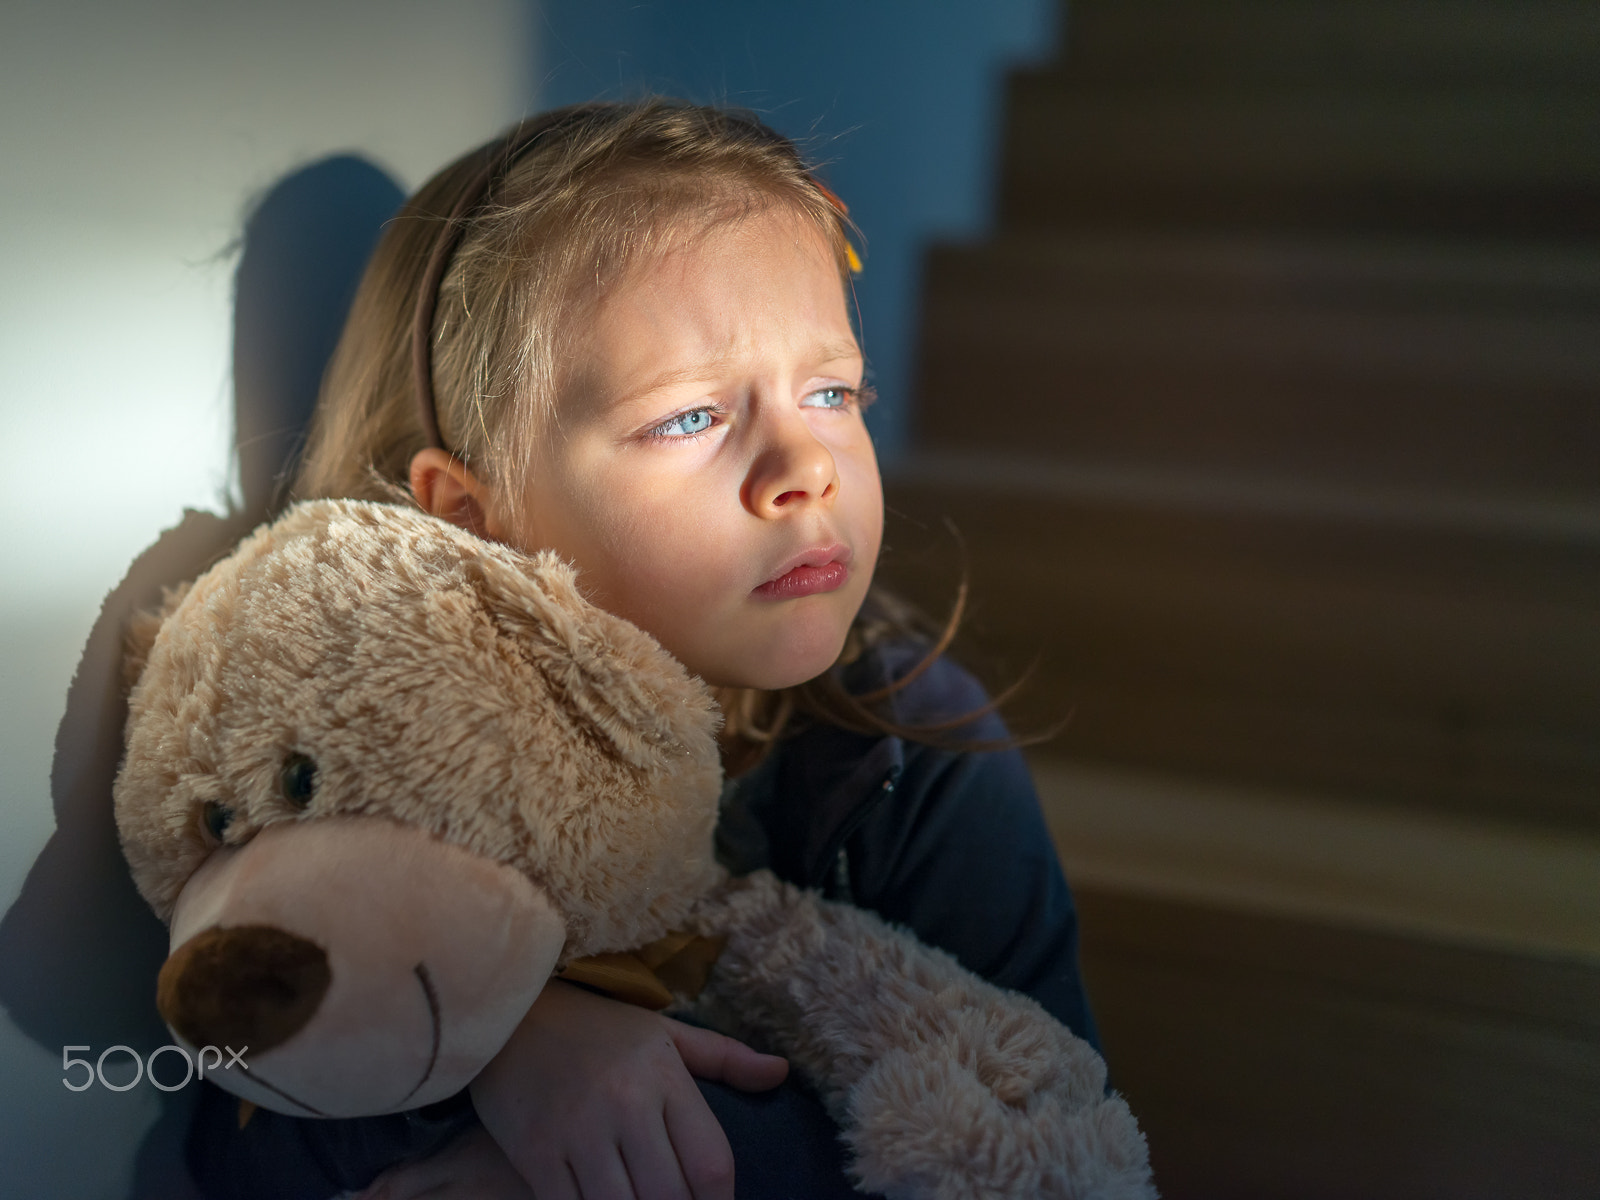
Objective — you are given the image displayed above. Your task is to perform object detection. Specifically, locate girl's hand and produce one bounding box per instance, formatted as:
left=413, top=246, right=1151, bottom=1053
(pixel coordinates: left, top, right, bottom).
left=355, top=1125, right=534, bottom=1199
left=468, top=978, right=789, bottom=1200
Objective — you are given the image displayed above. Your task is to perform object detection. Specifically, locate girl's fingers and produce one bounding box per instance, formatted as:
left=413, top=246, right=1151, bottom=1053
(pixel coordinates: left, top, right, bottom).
left=661, top=1085, right=737, bottom=1200
left=568, top=1141, right=637, bottom=1200
left=521, top=1152, right=582, bottom=1200
left=618, top=1112, right=694, bottom=1200
left=666, top=1021, right=788, bottom=1093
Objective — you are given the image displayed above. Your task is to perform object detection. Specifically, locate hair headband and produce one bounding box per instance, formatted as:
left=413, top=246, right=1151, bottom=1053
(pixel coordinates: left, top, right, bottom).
left=410, top=108, right=858, bottom=456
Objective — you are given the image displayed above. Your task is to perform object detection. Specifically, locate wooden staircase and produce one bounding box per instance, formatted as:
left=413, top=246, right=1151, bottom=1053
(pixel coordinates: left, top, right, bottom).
left=880, top=4, right=1600, bottom=1196
left=888, top=0, right=1600, bottom=832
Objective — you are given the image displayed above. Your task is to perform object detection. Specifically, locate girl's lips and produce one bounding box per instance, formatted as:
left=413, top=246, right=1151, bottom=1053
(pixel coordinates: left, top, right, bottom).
left=753, top=561, right=849, bottom=600
left=758, top=547, right=851, bottom=595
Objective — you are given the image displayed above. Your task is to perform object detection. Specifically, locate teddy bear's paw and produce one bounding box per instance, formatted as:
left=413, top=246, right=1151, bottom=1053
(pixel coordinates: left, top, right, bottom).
left=845, top=1050, right=1156, bottom=1200
left=689, top=873, right=1120, bottom=1106
left=934, top=1002, right=1108, bottom=1113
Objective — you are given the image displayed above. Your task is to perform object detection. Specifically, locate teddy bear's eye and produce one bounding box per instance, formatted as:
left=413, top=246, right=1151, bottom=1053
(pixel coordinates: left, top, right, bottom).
left=201, top=801, right=233, bottom=842
left=280, top=752, right=318, bottom=810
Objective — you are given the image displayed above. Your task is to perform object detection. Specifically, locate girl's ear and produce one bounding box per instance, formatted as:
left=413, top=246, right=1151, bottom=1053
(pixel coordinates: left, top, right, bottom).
left=410, top=448, right=502, bottom=541
left=123, top=581, right=193, bottom=691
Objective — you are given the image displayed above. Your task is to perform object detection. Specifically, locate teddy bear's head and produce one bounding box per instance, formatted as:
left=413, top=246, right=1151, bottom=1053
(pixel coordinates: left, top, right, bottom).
left=114, top=499, right=724, bottom=1116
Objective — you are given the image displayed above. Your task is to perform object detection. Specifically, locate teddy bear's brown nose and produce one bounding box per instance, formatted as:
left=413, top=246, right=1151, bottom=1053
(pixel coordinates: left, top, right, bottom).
left=157, top=925, right=331, bottom=1056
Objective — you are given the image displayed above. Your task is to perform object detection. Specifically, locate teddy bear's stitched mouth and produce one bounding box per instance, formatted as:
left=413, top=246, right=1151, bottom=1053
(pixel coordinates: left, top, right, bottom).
left=391, top=962, right=444, bottom=1108
left=221, top=960, right=444, bottom=1119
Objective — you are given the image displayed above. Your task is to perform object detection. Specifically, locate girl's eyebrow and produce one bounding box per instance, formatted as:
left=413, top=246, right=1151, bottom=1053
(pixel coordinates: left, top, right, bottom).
left=611, top=338, right=863, bottom=412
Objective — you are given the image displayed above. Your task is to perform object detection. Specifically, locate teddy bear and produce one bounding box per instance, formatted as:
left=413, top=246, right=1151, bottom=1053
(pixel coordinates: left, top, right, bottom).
left=113, top=498, right=1156, bottom=1200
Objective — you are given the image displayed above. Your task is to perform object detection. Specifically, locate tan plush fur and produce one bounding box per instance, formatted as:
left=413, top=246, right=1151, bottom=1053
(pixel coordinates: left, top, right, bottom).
left=685, top=873, right=1154, bottom=1199
left=116, top=499, right=724, bottom=960
left=115, top=499, right=1155, bottom=1197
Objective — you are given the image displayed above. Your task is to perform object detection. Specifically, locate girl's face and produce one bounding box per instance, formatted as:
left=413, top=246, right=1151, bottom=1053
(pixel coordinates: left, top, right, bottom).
left=500, top=204, right=883, bottom=690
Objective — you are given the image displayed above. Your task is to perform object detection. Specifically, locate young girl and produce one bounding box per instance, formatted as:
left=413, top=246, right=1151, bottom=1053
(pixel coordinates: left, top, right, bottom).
left=186, top=99, right=1100, bottom=1200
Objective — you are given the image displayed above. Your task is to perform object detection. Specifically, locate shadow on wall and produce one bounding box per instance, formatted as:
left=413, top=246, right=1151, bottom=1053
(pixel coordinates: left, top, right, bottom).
left=0, top=155, right=403, bottom=1200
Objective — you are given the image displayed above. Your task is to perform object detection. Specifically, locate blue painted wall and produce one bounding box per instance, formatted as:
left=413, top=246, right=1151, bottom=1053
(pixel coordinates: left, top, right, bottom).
left=536, top=0, right=1058, bottom=462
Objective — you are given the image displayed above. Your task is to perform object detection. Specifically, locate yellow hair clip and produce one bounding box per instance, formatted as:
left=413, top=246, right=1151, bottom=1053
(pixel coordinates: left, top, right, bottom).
left=812, top=177, right=864, bottom=275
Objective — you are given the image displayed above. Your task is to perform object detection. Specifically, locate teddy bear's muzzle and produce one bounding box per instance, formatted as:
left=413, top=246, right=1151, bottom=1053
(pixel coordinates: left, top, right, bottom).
left=160, top=815, right=569, bottom=1118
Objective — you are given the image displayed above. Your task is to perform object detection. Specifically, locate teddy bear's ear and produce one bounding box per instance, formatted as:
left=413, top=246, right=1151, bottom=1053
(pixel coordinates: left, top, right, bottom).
left=464, top=549, right=722, bottom=767
left=122, top=581, right=193, bottom=691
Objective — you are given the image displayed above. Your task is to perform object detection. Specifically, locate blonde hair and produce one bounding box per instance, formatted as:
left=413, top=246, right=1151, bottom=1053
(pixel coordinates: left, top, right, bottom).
left=294, top=98, right=1013, bottom=767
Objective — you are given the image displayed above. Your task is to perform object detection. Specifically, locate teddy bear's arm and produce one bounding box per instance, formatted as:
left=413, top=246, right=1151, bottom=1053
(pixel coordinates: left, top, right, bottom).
left=684, top=870, right=1156, bottom=1200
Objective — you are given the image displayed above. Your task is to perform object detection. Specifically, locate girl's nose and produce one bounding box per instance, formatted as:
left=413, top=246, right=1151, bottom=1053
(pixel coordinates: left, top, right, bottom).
left=743, top=412, right=840, bottom=518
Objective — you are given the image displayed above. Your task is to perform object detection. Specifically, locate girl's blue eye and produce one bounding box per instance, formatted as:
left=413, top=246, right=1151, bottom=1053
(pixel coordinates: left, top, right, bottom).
left=653, top=408, right=715, bottom=439
left=803, top=386, right=853, bottom=409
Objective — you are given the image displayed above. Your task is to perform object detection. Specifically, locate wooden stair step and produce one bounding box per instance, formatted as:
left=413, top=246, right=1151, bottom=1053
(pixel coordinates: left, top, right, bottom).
left=999, top=83, right=1600, bottom=235
left=1030, top=757, right=1600, bottom=1198
left=880, top=460, right=1600, bottom=831
left=1071, top=885, right=1600, bottom=1200
left=1049, top=0, right=1600, bottom=90
left=912, top=234, right=1600, bottom=494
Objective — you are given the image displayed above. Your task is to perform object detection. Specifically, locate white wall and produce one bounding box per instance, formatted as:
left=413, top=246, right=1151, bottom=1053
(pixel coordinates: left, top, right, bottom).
left=0, top=4, right=532, bottom=1195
